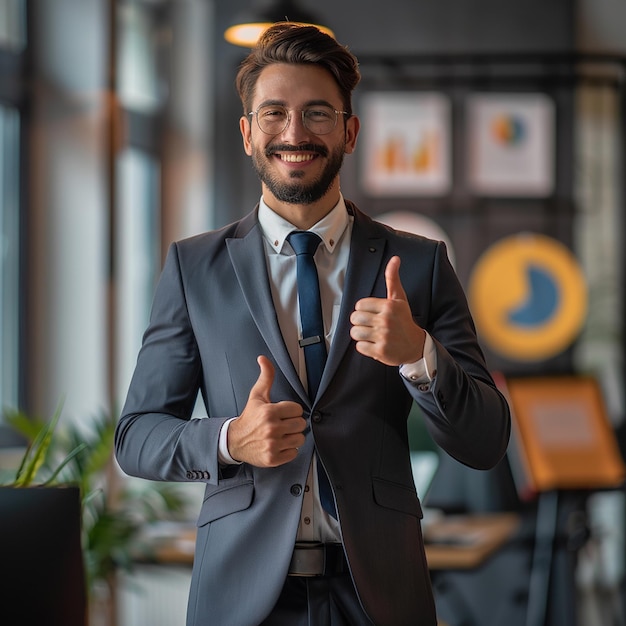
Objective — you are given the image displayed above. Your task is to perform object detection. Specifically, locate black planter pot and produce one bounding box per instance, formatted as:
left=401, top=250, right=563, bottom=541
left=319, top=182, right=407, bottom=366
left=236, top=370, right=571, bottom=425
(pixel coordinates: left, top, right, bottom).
left=0, top=485, right=87, bottom=626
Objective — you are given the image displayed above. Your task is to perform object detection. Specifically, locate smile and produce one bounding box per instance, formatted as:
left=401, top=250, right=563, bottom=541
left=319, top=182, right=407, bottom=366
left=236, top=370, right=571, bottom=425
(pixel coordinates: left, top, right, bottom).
left=277, top=153, right=317, bottom=163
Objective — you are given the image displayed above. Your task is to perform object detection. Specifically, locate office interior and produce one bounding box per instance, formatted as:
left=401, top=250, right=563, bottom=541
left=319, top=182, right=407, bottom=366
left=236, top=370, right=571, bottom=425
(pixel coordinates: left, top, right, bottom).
left=1, top=0, right=625, bottom=625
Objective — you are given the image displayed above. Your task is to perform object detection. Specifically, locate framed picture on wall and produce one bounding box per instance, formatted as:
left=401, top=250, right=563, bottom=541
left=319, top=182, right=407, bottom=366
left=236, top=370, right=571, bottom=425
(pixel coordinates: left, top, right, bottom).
left=359, top=92, right=451, bottom=196
left=466, top=93, right=555, bottom=197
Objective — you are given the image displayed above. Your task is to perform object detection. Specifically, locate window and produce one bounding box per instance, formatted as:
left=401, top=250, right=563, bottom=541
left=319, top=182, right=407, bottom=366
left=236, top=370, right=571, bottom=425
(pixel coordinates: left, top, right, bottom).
left=0, top=0, right=26, bottom=51
left=0, top=0, right=25, bottom=412
left=0, top=105, right=21, bottom=410
left=116, top=148, right=160, bottom=403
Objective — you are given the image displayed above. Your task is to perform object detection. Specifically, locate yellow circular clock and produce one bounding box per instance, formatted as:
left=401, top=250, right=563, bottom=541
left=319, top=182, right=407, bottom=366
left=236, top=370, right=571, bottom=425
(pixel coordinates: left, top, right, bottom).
left=468, top=233, right=587, bottom=361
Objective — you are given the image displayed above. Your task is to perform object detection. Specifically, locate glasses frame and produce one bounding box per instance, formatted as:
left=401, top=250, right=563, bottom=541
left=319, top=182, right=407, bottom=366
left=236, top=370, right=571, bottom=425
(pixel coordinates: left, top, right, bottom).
left=248, top=105, right=349, bottom=136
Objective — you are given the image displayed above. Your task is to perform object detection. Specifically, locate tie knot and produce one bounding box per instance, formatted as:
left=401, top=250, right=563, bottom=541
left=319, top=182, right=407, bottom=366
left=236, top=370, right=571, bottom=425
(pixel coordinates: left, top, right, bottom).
left=288, top=231, right=322, bottom=257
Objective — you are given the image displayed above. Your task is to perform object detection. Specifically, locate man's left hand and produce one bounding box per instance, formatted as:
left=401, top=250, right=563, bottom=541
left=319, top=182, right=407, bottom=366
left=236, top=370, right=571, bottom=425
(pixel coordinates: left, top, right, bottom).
left=350, top=256, right=426, bottom=366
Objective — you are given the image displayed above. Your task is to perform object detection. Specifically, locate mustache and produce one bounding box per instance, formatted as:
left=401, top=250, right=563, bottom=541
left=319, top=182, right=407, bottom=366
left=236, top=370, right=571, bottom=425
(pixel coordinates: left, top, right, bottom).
left=265, top=143, right=328, bottom=158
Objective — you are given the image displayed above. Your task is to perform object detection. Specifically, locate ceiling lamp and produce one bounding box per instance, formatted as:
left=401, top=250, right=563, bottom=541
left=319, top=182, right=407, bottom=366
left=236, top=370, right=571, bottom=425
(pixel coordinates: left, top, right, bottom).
left=224, top=0, right=334, bottom=48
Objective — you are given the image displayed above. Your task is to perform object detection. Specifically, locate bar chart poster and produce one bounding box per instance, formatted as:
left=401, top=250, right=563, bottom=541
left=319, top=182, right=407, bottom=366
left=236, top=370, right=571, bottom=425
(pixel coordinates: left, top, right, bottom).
left=360, top=92, right=451, bottom=196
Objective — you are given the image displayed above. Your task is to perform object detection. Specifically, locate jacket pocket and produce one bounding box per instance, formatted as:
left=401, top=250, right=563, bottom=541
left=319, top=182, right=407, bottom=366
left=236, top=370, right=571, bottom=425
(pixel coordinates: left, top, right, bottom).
left=372, top=477, right=423, bottom=519
left=197, top=479, right=254, bottom=526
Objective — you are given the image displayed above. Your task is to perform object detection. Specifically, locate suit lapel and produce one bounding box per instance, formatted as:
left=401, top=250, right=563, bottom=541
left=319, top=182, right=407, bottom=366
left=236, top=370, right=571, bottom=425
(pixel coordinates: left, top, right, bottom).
left=226, top=206, right=388, bottom=405
left=318, top=207, right=387, bottom=400
left=226, top=212, right=307, bottom=401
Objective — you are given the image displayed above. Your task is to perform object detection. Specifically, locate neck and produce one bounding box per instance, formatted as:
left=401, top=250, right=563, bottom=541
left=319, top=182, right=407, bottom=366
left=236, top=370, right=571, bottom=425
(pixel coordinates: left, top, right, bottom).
left=262, top=188, right=341, bottom=231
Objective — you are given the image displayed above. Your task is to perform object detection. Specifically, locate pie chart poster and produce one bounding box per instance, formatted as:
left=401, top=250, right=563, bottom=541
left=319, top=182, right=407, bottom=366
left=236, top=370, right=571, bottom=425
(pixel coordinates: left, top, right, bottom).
left=468, top=233, right=587, bottom=371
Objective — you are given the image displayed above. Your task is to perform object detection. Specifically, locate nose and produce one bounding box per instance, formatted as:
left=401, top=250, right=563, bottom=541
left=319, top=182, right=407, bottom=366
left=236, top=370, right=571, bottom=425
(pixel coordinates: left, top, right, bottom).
left=280, top=111, right=311, bottom=142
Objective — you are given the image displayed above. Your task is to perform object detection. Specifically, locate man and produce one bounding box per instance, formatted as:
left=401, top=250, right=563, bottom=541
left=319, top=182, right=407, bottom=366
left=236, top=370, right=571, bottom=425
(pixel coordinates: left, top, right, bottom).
left=115, top=23, right=510, bottom=626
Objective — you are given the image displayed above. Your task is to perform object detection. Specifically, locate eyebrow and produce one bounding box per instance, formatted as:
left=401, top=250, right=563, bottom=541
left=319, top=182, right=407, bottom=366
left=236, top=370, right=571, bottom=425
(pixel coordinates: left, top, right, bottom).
left=256, top=98, right=336, bottom=109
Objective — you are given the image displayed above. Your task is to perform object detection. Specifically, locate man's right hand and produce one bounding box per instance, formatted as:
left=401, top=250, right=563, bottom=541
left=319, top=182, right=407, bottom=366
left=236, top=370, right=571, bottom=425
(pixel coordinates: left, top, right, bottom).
left=227, top=355, right=306, bottom=467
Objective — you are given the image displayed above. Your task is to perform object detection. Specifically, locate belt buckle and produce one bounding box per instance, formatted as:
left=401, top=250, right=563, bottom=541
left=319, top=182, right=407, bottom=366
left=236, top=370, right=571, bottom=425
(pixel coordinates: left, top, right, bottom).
left=289, top=542, right=326, bottom=577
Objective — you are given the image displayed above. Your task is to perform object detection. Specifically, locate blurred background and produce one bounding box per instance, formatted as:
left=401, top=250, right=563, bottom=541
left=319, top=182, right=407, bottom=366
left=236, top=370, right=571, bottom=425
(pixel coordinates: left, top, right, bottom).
left=1, top=0, right=625, bottom=625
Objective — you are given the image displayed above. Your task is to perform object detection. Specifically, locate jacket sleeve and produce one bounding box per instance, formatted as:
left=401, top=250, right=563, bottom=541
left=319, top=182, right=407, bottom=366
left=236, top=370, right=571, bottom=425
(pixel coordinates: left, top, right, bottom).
left=403, top=241, right=511, bottom=470
left=114, top=242, right=225, bottom=485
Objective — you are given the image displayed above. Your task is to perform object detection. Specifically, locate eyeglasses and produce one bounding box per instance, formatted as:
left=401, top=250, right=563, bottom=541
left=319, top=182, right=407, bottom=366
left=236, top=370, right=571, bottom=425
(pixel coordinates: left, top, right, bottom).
left=249, top=104, right=348, bottom=136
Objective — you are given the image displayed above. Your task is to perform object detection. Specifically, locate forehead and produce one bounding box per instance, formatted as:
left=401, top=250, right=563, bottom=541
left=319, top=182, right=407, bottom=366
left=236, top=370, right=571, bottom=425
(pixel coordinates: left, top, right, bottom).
left=252, top=63, right=342, bottom=107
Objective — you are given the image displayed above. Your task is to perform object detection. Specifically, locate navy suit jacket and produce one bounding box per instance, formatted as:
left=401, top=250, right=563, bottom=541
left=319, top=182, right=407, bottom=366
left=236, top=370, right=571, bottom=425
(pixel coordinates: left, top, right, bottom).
left=115, top=200, right=510, bottom=626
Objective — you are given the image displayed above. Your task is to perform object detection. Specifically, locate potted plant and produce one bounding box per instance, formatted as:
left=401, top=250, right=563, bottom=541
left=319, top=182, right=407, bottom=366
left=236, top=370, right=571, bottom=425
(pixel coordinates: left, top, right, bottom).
left=0, top=403, right=87, bottom=626
left=1, top=404, right=189, bottom=626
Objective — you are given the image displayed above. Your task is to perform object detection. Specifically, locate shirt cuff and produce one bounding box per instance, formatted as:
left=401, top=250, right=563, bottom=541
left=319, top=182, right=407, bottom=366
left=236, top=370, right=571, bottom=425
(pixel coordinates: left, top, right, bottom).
left=399, top=332, right=437, bottom=383
left=218, top=417, right=242, bottom=465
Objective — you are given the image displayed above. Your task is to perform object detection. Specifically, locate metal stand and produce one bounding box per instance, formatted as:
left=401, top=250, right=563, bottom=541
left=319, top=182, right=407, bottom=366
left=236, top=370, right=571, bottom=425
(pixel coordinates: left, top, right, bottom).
left=525, top=490, right=560, bottom=626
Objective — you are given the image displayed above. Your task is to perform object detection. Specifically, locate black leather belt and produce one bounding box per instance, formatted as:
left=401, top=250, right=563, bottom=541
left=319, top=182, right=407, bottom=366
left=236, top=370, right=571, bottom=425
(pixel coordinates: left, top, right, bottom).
left=288, top=542, right=347, bottom=577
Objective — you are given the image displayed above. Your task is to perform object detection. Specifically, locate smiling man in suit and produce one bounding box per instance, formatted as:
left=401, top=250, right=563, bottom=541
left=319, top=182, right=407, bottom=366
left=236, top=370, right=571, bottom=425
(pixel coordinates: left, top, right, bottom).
left=115, top=23, right=510, bottom=626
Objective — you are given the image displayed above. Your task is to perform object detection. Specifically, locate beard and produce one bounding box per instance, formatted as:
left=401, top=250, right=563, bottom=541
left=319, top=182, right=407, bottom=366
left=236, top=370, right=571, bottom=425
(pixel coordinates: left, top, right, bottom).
left=251, top=141, right=345, bottom=205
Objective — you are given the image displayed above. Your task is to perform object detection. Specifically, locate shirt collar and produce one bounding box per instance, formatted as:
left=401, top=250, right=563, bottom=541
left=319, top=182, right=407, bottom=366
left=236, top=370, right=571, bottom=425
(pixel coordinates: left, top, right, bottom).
left=258, top=195, right=350, bottom=255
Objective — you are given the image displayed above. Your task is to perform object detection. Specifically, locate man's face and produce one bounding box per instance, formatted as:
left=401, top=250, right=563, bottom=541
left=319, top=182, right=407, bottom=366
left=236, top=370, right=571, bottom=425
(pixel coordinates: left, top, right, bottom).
left=240, top=63, right=358, bottom=207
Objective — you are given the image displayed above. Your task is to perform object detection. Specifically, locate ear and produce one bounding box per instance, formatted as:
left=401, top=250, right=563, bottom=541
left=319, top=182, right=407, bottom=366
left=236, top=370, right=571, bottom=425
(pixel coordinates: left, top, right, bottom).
left=240, top=115, right=253, bottom=156
left=344, top=115, right=360, bottom=155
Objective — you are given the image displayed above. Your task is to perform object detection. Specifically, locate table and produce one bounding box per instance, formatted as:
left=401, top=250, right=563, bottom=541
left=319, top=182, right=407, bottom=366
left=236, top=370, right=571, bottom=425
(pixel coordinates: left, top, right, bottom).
left=141, top=512, right=520, bottom=571
left=424, top=512, right=520, bottom=570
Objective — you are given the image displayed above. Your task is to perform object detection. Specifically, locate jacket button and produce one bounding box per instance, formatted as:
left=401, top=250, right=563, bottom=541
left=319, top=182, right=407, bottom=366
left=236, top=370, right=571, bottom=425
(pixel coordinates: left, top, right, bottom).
left=437, top=391, right=447, bottom=410
left=290, top=484, right=303, bottom=496
left=311, top=411, right=322, bottom=423
left=417, top=383, right=430, bottom=392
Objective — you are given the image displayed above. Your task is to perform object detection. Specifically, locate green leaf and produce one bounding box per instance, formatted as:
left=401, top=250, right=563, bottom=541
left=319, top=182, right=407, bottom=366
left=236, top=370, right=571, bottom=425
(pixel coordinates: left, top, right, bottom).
left=13, top=400, right=65, bottom=486
left=3, top=409, right=45, bottom=440
left=42, top=442, right=88, bottom=486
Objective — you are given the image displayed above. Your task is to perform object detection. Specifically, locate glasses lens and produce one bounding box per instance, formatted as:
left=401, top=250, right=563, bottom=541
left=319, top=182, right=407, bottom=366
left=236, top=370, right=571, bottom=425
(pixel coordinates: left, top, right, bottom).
left=256, top=105, right=289, bottom=134
left=302, top=106, right=337, bottom=135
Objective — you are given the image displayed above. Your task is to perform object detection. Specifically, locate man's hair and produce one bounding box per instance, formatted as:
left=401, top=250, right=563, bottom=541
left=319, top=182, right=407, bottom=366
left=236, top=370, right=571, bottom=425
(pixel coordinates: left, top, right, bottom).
left=235, top=22, right=361, bottom=117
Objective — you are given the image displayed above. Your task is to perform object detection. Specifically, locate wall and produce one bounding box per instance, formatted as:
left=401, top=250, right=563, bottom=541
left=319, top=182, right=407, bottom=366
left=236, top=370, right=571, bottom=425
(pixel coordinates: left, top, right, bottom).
left=578, top=0, right=626, bottom=53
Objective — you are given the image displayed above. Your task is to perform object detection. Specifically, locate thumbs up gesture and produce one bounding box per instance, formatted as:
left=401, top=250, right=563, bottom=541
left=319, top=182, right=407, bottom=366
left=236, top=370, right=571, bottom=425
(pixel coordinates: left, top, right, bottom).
left=227, top=356, right=306, bottom=467
left=350, top=256, right=426, bottom=366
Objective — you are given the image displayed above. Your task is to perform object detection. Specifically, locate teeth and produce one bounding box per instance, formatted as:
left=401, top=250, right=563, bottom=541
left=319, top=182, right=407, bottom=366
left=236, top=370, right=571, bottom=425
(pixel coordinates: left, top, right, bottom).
left=279, top=153, right=315, bottom=163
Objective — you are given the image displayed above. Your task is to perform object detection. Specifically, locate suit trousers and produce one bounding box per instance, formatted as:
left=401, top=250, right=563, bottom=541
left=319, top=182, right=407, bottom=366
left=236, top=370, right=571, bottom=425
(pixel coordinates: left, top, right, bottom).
left=260, top=574, right=375, bottom=626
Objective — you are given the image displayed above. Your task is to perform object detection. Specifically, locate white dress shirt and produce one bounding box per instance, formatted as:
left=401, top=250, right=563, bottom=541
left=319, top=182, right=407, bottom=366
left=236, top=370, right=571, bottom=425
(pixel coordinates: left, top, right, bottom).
left=219, top=195, right=437, bottom=542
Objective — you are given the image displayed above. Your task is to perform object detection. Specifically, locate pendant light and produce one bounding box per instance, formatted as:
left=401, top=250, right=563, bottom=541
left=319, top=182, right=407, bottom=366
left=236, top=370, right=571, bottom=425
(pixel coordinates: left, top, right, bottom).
left=224, top=0, right=334, bottom=48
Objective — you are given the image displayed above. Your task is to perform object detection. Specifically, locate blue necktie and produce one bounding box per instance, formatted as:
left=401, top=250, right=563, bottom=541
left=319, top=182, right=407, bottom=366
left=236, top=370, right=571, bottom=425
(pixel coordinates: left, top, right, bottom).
left=287, top=231, right=336, bottom=518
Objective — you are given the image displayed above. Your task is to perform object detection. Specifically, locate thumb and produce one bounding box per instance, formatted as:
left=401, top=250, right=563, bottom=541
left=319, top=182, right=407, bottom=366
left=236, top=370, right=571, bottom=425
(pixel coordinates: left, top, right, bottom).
left=385, top=256, right=408, bottom=301
left=250, top=355, right=275, bottom=403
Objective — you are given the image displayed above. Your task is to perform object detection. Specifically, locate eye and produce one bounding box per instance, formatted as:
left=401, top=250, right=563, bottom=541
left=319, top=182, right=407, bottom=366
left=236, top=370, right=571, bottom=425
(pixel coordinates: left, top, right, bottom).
left=305, top=107, right=334, bottom=121
left=259, top=106, right=287, bottom=120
